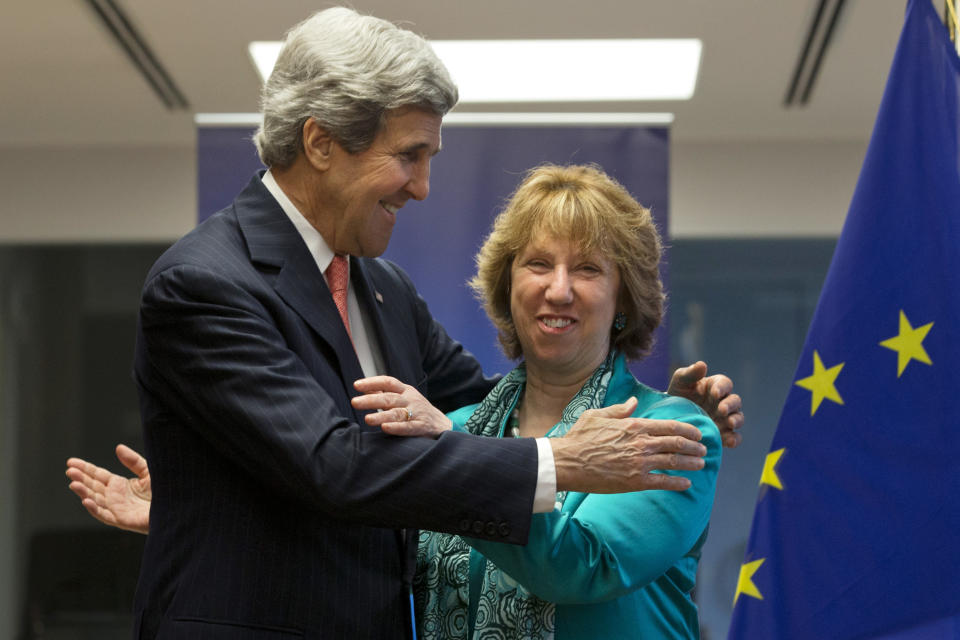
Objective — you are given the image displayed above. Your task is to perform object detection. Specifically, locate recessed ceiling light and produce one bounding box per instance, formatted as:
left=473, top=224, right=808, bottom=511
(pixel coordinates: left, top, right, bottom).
left=248, top=39, right=701, bottom=102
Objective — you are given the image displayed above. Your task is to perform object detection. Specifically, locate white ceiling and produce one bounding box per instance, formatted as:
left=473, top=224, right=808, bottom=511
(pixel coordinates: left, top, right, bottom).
left=3, top=1, right=921, bottom=148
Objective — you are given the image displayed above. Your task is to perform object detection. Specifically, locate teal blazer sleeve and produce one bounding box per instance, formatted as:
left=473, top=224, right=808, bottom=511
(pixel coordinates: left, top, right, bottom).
left=464, top=382, right=721, bottom=605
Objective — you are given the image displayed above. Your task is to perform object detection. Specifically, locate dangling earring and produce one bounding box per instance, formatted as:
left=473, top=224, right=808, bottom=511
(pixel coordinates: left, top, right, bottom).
left=613, top=311, right=627, bottom=331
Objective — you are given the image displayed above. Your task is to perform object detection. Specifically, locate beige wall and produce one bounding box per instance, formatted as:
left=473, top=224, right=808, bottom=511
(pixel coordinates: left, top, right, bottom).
left=671, top=139, right=866, bottom=238
left=0, top=146, right=195, bottom=243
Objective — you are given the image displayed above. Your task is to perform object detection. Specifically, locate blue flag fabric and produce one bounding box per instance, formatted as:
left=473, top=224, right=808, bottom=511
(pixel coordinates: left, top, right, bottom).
left=727, top=1, right=960, bottom=638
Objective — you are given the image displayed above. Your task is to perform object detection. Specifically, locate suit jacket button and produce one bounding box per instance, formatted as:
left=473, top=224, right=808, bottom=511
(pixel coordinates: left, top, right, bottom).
left=498, top=523, right=511, bottom=537
left=485, top=522, right=497, bottom=536
left=472, top=520, right=484, bottom=535
left=459, top=519, right=471, bottom=532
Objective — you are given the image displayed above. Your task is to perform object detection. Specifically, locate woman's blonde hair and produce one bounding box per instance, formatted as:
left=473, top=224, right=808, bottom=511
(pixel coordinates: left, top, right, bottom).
left=470, top=164, right=664, bottom=361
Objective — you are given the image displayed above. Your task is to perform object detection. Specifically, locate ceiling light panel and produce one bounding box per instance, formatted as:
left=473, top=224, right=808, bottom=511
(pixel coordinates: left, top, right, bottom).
left=249, top=39, right=701, bottom=102
left=431, top=39, right=701, bottom=102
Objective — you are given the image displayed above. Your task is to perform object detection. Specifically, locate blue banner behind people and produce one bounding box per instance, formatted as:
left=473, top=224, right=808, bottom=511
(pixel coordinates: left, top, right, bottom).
left=728, top=1, right=960, bottom=638
left=196, top=124, right=671, bottom=385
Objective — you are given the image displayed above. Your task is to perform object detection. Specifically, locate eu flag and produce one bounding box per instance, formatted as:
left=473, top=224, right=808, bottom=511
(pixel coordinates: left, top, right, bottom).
left=727, top=1, right=960, bottom=638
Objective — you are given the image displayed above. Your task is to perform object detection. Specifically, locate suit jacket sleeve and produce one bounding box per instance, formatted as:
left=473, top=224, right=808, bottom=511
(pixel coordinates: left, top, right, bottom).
left=136, top=260, right=536, bottom=543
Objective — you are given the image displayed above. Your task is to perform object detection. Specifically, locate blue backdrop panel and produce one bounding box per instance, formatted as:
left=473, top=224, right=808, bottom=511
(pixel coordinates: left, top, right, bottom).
left=196, top=127, right=265, bottom=217
left=197, top=124, right=670, bottom=387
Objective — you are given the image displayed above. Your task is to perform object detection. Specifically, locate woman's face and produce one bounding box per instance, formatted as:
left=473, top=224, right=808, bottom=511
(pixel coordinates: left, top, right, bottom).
left=510, top=233, right=620, bottom=379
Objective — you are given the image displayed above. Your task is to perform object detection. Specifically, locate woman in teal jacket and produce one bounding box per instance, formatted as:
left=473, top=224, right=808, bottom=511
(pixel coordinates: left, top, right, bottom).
left=381, top=163, right=721, bottom=639
left=417, top=353, right=719, bottom=639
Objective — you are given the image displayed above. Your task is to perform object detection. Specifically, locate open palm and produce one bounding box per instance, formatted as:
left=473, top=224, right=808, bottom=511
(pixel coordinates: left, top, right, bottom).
left=65, top=444, right=151, bottom=534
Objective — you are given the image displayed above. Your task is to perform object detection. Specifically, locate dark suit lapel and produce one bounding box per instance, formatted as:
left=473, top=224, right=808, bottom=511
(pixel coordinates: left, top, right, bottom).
left=234, top=174, right=364, bottom=386
left=352, top=259, right=421, bottom=385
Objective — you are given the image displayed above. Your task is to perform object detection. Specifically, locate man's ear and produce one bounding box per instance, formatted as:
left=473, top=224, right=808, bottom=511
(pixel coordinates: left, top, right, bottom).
left=302, top=118, right=334, bottom=171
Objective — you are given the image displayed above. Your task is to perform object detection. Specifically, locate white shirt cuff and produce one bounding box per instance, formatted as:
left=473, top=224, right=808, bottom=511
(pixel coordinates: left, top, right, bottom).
left=532, top=438, right=558, bottom=513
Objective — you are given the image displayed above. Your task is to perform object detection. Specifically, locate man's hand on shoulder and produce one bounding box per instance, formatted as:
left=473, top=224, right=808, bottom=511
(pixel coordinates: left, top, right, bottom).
left=551, top=398, right=707, bottom=494
left=668, top=361, right=744, bottom=448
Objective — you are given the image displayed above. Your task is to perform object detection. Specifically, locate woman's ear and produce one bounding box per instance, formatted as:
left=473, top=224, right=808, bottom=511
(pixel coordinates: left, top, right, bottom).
left=302, top=118, right=334, bottom=171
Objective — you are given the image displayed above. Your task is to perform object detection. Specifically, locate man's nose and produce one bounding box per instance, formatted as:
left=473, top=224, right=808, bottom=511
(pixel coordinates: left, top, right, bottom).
left=405, top=159, right=430, bottom=201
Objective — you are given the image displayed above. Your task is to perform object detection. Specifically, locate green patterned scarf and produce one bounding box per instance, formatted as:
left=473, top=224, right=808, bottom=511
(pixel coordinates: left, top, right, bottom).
left=414, top=351, right=617, bottom=640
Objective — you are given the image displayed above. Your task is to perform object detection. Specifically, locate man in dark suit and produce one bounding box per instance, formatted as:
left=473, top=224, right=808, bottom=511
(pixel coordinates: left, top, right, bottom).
left=75, top=8, right=740, bottom=639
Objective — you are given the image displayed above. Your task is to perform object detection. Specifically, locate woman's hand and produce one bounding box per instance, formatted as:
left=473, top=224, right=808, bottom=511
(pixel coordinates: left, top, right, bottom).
left=668, top=361, right=744, bottom=448
left=65, top=444, right=152, bottom=534
left=351, top=376, right=453, bottom=437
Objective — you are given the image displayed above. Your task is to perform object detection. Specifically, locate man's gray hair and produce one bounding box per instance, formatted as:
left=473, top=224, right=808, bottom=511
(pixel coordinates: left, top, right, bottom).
left=254, top=7, right=458, bottom=168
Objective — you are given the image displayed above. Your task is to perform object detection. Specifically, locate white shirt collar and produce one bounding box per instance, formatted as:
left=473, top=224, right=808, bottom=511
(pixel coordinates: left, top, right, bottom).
left=261, top=169, right=339, bottom=275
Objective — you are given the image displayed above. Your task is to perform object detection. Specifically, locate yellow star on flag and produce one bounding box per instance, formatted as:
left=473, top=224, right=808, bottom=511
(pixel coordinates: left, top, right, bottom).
left=734, top=558, right=765, bottom=605
left=760, top=448, right=785, bottom=490
left=879, top=310, right=933, bottom=377
left=794, top=350, right=844, bottom=416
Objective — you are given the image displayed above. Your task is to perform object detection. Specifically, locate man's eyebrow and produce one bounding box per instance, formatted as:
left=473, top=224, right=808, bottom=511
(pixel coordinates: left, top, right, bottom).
left=400, top=142, right=442, bottom=156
